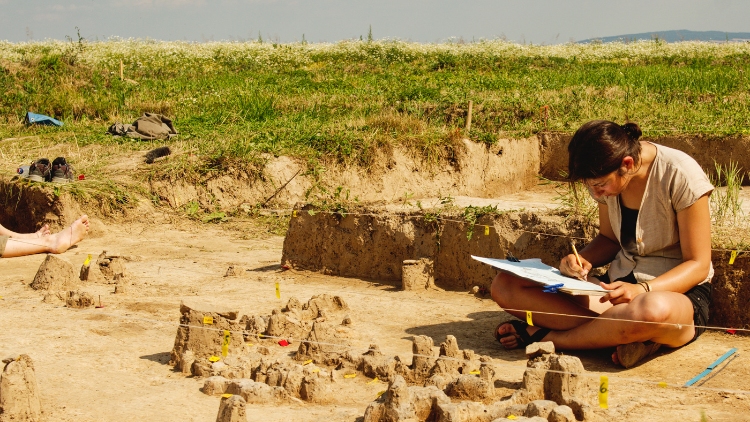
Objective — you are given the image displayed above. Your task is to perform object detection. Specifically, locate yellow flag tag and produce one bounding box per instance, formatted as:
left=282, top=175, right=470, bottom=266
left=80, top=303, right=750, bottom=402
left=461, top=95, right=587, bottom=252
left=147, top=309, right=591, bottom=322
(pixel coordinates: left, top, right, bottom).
left=303, top=360, right=313, bottom=365
left=367, top=377, right=379, bottom=384
left=469, top=370, right=480, bottom=375
left=526, top=311, right=533, bottom=327
left=222, top=330, right=230, bottom=357
left=657, top=381, right=667, bottom=388
left=730, top=250, right=738, bottom=265
left=507, top=415, right=517, bottom=420
left=292, top=210, right=298, bottom=217
left=203, top=316, right=214, bottom=325
left=344, top=373, right=357, bottom=379
left=312, top=368, right=320, bottom=373
left=275, top=282, right=280, bottom=299
left=221, top=394, right=233, bottom=398
left=599, top=375, right=609, bottom=409
left=83, top=254, right=92, bottom=267
left=209, top=356, right=220, bottom=362
left=484, top=226, right=490, bottom=236
left=376, top=390, right=386, bottom=397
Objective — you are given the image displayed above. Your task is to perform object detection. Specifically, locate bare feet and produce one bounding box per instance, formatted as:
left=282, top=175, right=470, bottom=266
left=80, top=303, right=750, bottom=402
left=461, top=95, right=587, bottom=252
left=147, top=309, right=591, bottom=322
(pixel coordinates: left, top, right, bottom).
left=35, top=224, right=50, bottom=238
left=50, top=215, right=90, bottom=254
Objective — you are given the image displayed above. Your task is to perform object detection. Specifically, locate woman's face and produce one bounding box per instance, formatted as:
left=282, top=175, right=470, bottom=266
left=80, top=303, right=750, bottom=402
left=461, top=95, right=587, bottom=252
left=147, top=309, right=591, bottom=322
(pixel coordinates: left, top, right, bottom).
left=585, top=170, right=628, bottom=199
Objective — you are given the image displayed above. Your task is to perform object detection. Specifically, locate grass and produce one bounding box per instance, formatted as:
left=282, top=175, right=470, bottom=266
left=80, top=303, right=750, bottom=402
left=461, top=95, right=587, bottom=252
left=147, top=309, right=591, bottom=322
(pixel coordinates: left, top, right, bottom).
left=2, top=38, right=750, bottom=232
left=3, top=39, right=750, bottom=169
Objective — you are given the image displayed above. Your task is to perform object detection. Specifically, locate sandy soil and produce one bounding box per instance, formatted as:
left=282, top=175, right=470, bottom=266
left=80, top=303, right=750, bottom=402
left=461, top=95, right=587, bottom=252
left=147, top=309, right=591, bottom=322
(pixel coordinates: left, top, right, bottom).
left=2, top=216, right=750, bottom=421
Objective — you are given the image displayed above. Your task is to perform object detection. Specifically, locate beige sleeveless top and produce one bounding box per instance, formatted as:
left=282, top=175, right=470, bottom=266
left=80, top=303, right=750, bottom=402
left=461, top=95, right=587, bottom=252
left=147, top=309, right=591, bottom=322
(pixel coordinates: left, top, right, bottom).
left=599, top=143, right=714, bottom=283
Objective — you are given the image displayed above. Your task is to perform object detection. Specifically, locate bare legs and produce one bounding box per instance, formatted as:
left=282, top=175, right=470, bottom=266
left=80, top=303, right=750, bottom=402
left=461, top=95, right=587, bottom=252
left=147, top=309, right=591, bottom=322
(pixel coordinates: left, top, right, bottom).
left=491, top=272, right=696, bottom=351
left=0, top=216, right=89, bottom=258
left=0, top=223, right=50, bottom=239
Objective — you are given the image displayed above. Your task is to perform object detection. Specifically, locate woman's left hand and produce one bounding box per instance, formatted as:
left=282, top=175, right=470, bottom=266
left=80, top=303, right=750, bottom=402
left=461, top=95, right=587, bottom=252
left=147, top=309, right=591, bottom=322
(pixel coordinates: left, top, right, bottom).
left=599, top=281, right=645, bottom=305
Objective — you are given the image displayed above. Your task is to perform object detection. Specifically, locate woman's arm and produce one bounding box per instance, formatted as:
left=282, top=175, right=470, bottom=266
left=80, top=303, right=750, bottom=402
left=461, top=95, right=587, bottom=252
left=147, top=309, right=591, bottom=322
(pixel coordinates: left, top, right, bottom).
left=560, top=202, right=621, bottom=278
left=648, top=194, right=712, bottom=292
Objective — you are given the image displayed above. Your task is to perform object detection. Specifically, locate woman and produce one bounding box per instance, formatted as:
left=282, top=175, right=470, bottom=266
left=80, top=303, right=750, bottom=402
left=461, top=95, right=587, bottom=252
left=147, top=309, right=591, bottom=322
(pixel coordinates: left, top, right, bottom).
left=491, top=120, right=713, bottom=368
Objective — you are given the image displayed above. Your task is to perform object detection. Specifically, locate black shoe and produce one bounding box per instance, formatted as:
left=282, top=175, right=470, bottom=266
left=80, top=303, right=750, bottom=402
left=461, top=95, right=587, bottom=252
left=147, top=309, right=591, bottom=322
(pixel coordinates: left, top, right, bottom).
left=51, top=157, right=74, bottom=184
left=28, top=158, right=51, bottom=182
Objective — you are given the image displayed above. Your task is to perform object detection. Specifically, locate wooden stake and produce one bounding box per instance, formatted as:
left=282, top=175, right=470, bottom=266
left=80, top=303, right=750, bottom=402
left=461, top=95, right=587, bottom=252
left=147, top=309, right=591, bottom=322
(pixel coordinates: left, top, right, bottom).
left=120, top=60, right=124, bottom=80
left=465, top=100, right=473, bottom=134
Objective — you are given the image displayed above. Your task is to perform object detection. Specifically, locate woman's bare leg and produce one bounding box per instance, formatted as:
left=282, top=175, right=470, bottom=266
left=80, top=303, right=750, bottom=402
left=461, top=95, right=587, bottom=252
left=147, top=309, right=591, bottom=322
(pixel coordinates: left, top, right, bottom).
left=491, top=272, right=695, bottom=350
left=0, top=216, right=89, bottom=258
left=0, top=223, right=51, bottom=239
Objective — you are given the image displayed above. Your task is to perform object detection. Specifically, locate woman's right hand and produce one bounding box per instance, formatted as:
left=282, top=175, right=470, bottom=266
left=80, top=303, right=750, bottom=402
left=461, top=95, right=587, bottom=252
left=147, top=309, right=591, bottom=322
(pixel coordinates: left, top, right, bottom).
left=560, top=254, right=592, bottom=280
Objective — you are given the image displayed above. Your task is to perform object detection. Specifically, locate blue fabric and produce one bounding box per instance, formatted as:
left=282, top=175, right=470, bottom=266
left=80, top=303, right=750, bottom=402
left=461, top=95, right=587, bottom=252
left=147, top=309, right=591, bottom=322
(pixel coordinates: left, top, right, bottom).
left=25, top=112, right=63, bottom=127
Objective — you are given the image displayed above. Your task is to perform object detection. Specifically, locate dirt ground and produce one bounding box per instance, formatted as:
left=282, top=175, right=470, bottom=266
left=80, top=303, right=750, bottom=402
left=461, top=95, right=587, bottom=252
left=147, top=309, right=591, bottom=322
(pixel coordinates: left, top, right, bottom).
left=2, top=214, right=750, bottom=421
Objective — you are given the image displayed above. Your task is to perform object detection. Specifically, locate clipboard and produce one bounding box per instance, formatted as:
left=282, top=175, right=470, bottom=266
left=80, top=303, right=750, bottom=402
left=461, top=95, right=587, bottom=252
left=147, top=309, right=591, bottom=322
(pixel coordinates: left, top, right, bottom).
left=472, top=255, right=608, bottom=296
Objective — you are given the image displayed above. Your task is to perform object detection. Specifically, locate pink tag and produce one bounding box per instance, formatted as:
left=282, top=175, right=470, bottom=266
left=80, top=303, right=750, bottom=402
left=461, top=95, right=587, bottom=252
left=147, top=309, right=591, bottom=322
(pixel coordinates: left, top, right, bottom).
left=278, top=340, right=290, bottom=347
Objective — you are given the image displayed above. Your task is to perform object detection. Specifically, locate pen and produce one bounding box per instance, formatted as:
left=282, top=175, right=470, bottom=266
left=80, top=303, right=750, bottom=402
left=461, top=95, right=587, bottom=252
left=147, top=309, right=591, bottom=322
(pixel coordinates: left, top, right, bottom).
left=571, top=241, right=585, bottom=280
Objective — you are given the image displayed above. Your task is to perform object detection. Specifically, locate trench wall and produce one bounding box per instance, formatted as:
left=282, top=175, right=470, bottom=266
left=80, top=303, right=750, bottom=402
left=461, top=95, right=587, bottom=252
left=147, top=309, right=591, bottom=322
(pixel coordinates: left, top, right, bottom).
left=281, top=210, right=750, bottom=330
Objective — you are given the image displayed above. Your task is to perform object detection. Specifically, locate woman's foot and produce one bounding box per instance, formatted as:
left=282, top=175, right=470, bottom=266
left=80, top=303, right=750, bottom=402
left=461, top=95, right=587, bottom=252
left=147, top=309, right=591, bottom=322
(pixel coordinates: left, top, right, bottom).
left=495, top=320, right=551, bottom=349
left=50, top=215, right=89, bottom=254
left=35, top=224, right=50, bottom=238
left=612, top=341, right=661, bottom=368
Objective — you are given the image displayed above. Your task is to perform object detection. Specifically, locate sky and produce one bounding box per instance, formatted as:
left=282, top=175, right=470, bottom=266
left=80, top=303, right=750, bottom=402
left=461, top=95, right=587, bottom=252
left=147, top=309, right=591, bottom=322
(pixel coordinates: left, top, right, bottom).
left=0, top=0, right=748, bottom=45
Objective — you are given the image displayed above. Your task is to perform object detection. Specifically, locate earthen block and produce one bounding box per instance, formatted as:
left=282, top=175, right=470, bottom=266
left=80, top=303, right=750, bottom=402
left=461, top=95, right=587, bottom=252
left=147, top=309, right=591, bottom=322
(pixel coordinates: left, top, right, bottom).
left=0, top=354, right=42, bottom=421
left=401, top=258, right=434, bottom=291
left=30, top=254, right=76, bottom=291
left=526, top=341, right=555, bottom=360
left=215, top=395, right=247, bottom=422
left=202, top=376, right=229, bottom=395
left=65, top=290, right=95, bottom=308
left=525, top=400, right=558, bottom=418
left=548, top=405, right=576, bottom=422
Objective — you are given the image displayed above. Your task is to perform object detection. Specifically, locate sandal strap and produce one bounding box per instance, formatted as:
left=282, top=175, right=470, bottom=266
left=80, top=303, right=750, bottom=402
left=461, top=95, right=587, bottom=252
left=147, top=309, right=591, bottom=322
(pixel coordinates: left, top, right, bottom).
left=505, top=320, right=551, bottom=348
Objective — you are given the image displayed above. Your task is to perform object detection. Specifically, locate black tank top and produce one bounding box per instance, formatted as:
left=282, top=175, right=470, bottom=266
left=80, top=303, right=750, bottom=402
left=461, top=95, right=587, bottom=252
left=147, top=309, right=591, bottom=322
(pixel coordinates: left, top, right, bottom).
left=619, top=196, right=639, bottom=250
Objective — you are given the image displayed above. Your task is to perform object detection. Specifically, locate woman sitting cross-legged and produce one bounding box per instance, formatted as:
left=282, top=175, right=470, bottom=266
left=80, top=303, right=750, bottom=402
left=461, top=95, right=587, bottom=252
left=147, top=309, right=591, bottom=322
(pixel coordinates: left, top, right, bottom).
left=491, top=120, right=713, bottom=368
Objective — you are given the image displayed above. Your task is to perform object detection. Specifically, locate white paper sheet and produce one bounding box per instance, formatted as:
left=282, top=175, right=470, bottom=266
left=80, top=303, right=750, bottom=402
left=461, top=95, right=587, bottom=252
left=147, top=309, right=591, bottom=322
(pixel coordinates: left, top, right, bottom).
left=471, top=255, right=608, bottom=296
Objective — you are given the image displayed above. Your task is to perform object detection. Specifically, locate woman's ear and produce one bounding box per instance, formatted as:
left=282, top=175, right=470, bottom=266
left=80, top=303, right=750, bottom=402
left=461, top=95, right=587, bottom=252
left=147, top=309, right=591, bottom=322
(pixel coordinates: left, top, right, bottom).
left=621, top=156, right=635, bottom=174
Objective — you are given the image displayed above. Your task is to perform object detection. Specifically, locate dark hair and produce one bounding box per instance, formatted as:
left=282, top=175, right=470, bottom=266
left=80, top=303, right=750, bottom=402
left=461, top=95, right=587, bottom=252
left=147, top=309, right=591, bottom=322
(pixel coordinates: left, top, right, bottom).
left=567, top=120, right=643, bottom=181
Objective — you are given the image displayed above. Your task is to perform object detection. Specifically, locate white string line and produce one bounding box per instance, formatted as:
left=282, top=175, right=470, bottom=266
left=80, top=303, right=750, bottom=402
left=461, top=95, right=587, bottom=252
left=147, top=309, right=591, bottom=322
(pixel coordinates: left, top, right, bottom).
left=59, top=257, right=750, bottom=335
left=37, top=306, right=749, bottom=397
left=1, top=284, right=745, bottom=395
left=3, top=249, right=748, bottom=334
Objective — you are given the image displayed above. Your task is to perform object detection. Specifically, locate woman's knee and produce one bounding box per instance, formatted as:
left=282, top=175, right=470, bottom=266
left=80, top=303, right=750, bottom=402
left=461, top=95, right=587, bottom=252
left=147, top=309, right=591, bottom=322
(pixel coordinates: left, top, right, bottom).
left=490, top=272, right=517, bottom=306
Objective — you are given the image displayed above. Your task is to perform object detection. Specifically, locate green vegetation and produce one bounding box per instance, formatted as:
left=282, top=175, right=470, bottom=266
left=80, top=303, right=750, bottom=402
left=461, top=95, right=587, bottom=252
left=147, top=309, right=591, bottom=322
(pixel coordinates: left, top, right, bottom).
left=2, top=39, right=750, bottom=171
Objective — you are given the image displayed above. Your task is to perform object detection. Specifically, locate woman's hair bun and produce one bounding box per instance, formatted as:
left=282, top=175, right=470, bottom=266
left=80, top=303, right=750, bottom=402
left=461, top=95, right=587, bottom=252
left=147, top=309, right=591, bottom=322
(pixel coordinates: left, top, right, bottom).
left=621, top=122, right=642, bottom=141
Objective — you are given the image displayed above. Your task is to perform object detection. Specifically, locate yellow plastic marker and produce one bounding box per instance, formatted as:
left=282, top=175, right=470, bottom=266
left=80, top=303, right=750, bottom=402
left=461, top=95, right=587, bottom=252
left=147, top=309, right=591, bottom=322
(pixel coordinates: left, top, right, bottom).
left=344, top=373, right=357, bottom=379
left=83, top=254, right=92, bottom=267
left=367, top=377, right=379, bottom=384
left=246, top=342, right=253, bottom=347
left=730, top=250, right=738, bottom=265
left=484, top=226, right=490, bottom=236
left=526, top=311, right=534, bottom=326
left=209, top=356, right=220, bottom=362
left=507, top=415, right=517, bottom=420
left=312, top=368, right=320, bottom=373
left=221, top=394, right=233, bottom=398
left=469, top=370, right=480, bottom=375
left=303, top=360, right=313, bottom=365
left=275, top=282, right=280, bottom=299
left=0, top=296, right=4, bottom=300
left=222, top=330, right=230, bottom=357
left=203, top=316, right=214, bottom=325
left=657, top=381, right=667, bottom=388
left=377, top=391, right=386, bottom=398
left=293, top=210, right=298, bottom=217
left=258, top=334, right=265, bottom=339
left=599, top=376, right=609, bottom=409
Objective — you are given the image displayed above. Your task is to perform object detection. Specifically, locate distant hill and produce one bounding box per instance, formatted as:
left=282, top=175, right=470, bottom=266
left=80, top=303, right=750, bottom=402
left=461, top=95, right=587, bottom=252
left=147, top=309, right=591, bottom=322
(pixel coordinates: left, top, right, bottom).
left=579, top=30, right=750, bottom=44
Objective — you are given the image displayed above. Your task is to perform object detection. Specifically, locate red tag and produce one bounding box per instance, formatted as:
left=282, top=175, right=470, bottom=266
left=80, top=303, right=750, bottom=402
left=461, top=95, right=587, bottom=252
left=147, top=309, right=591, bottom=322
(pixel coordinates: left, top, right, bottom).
left=278, top=340, right=290, bottom=347
left=281, top=265, right=290, bottom=271
left=727, top=329, right=737, bottom=335
left=78, top=174, right=85, bottom=180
